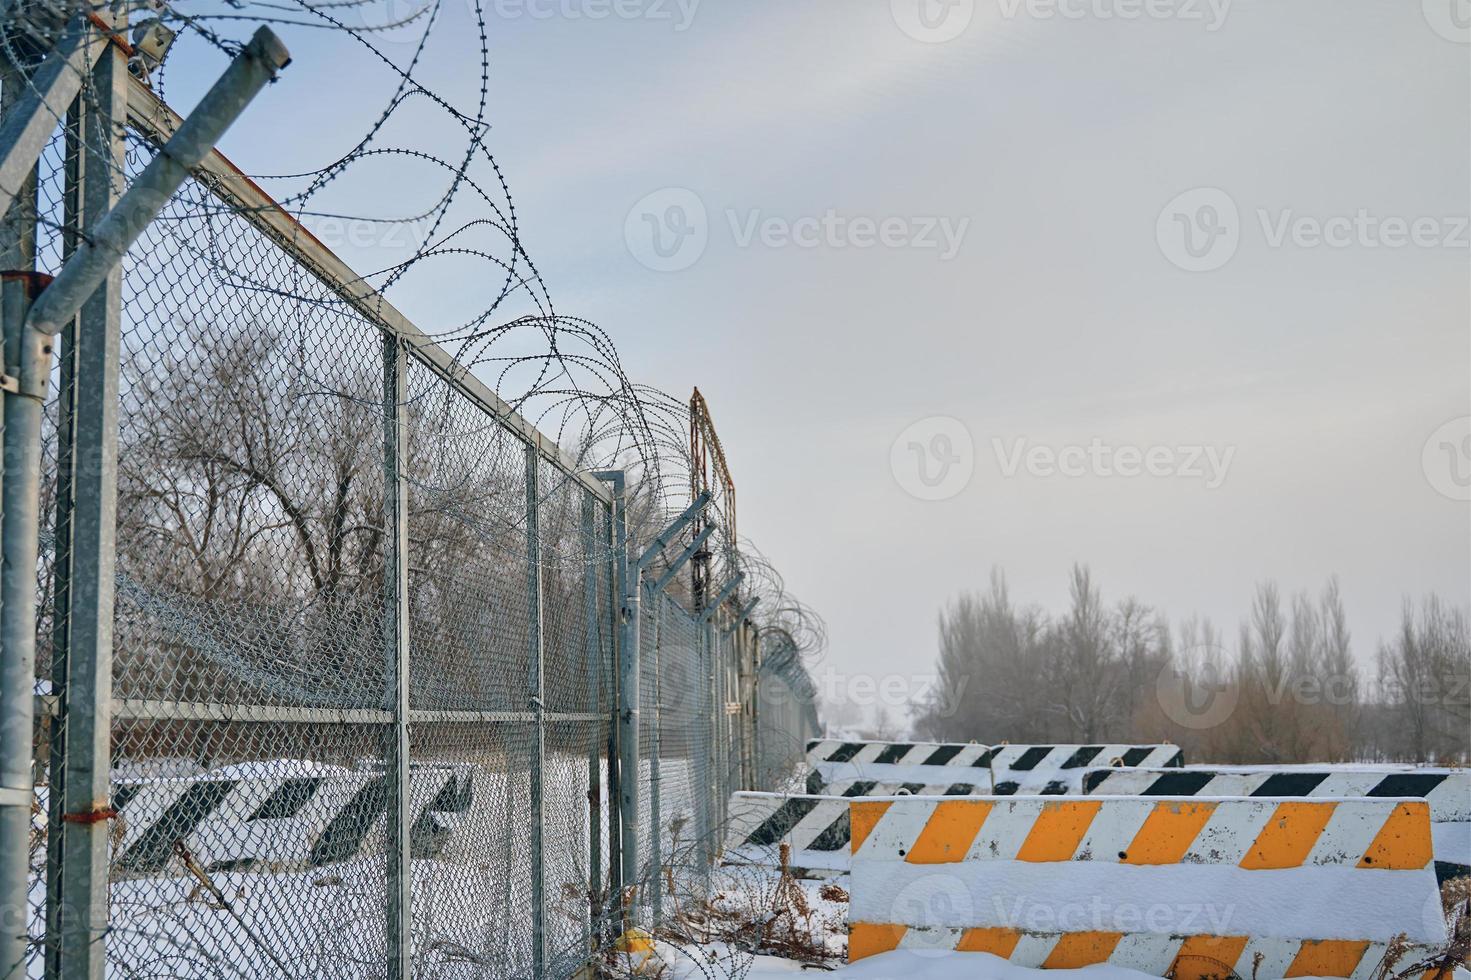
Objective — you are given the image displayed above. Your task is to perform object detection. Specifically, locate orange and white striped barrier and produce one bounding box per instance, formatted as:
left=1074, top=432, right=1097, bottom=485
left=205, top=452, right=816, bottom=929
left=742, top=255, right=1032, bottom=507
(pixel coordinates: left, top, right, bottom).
left=847, top=796, right=1448, bottom=978
left=1082, top=765, right=1471, bottom=885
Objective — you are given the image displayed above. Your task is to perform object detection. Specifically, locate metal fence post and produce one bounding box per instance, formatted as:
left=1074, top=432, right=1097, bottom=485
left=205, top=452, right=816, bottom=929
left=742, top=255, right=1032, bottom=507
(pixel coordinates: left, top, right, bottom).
left=708, top=622, right=722, bottom=831
left=524, top=443, right=547, bottom=976
left=594, top=471, right=639, bottom=928
left=739, top=623, right=756, bottom=791
left=692, top=618, right=713, bottom=886
left=700, top=621, right=717, bottom=865
left=750, top=631, right=762, bottom=790
left=580, top=493, right=604, bottom=947
left=0, top=284, right=46, bottom=980
left=646, top=598, right=662, bottom=928
left=42, top=71, right=80, bottom=980
left=382, top=334, right=412, bottom=980
left=0, top=46, right=45, bottom=980
left=698, top=576, right=741, bottom=842
left=602, top=497, right=623, bottom=926
left=45, top=21, right=127, bottom=980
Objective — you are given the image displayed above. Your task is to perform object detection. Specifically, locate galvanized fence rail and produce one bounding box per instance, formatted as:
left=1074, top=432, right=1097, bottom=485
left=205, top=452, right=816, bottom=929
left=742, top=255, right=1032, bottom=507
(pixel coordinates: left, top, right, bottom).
left=0, top=21, right=820, bottom=979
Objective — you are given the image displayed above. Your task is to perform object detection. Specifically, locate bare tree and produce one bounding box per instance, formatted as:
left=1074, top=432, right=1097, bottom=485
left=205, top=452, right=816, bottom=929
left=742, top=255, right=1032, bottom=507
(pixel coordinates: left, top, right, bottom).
left=922, top=568, right=1466, bottom=764
left=1047, top=565, right=1124, bottom=743
left=1378, top=596, right=1471, bottom=763
left=1319, top=577, right=1359, bottom=752
left=915, top=569, right=1052, bottom=743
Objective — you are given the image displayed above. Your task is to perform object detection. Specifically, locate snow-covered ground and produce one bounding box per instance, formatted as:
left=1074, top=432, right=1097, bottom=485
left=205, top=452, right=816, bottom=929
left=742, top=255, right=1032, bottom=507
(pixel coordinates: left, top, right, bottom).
left=652, top=947, right=1214, bottom=979
left=622, top=859, right=1468, bottom=980
left=661, top=948, right=1471, bottom=980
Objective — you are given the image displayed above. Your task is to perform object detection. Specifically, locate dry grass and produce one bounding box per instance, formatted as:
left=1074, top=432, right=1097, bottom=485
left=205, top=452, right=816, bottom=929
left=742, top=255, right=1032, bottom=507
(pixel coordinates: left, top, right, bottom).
left=596, top=840, right=844, bottom=978
left=1370, top=878, right=1471, bottom=980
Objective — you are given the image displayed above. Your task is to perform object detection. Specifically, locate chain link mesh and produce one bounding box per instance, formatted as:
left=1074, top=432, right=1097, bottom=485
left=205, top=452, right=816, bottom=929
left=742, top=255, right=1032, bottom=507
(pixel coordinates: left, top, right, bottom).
left=9, top=42, right=820, bottom=980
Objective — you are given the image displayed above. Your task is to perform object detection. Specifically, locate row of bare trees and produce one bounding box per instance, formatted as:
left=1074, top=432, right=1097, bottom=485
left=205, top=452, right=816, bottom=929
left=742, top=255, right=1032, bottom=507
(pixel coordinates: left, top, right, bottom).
left=102, top=321, right=607, bottom=720
left=913, top=566, right=1470, bottom=765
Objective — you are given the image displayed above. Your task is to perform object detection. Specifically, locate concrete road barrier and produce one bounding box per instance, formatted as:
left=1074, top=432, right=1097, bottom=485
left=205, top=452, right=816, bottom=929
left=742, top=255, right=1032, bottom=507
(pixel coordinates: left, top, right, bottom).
left=1083, top=765, right=1470, bottom=884
left=112, top=763, right=474, bottom=875
left=847, top=795, right=1447, bottom=979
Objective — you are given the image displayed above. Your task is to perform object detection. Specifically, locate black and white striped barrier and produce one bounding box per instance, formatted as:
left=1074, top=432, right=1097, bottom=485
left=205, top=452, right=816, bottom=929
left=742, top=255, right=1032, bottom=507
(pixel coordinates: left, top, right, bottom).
left=112, top=763, right=474, bottom=876
left=1083, top=765, right=1471, bottom=884
left=724, top=791, right=853, bottom=874
left=804, top=740, right=1183, bottom=794
left=803, top=775, right=1120, bottom=797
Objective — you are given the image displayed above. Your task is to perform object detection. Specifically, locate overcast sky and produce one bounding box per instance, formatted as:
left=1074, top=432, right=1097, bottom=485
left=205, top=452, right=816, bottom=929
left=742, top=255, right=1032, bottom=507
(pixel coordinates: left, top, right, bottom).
left=183, top=0, right=1470, bottom=726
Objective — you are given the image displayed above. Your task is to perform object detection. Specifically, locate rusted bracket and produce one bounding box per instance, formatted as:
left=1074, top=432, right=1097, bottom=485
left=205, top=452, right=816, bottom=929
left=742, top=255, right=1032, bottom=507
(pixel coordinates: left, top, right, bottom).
left=61, top=804, right=119, bottom=824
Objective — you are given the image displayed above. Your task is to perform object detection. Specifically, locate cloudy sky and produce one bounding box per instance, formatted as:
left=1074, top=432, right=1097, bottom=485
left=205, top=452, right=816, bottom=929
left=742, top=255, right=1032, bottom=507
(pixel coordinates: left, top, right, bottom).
left=180, top=0, right=1469, bottom=722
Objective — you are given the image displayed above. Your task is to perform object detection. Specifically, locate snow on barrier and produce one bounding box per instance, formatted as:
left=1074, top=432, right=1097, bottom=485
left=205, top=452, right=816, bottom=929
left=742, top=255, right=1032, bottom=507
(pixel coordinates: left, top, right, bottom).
left=846, top=796, right=1448, bottom=978
left=805, top=740, right=1183, bottom=794
left=112, top=763, right=474, bottom=875
left=1083, top=765, right=1471, bottom=885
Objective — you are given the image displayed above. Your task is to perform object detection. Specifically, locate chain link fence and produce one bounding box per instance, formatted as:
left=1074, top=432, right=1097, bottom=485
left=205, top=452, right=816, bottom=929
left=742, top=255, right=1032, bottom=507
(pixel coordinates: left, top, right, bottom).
left=2, top=27, right=821, bottom=979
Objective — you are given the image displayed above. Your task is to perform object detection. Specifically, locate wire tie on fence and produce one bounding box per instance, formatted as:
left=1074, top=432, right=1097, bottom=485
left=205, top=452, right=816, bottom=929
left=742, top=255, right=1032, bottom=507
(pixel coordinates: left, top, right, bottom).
left=61, top=805, right=119, bottom=825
